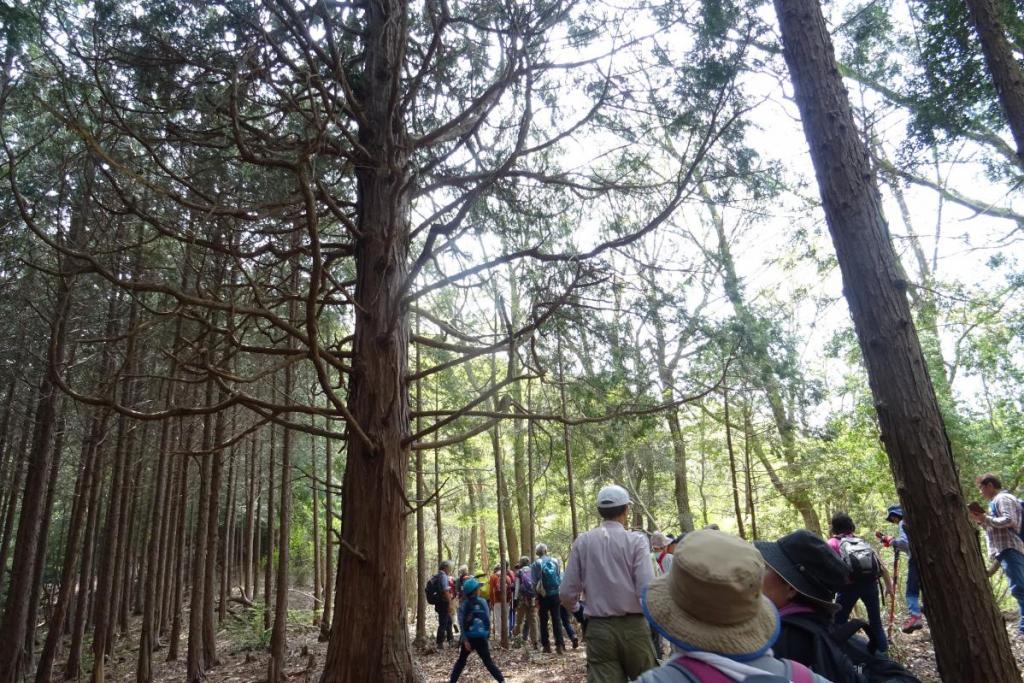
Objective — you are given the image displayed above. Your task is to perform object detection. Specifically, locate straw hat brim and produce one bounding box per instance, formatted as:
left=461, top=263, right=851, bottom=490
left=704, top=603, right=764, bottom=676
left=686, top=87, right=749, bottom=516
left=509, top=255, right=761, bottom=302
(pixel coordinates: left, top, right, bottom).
left=642, top=574, right=780, bottom=661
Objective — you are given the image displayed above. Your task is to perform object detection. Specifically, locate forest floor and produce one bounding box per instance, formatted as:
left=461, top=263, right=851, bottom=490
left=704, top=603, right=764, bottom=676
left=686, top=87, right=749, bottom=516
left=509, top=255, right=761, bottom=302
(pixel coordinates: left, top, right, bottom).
left=68, top=596, right=1024, bottom=682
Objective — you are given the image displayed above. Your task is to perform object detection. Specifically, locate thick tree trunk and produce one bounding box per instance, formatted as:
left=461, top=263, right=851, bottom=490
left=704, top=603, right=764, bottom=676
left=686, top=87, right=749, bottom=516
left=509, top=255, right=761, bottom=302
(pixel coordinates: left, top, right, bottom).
left=964, top=0, right=1024, bottom=161
left=774, top=1, right=1020, bottom=678
left=320, top=6, right=415, bottom=675
left=320, top=434, right=334, bottom=640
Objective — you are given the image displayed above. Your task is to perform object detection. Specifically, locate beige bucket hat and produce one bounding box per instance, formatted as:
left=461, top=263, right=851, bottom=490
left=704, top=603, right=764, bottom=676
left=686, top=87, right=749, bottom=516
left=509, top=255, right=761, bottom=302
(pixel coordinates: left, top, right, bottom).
left=642, top=529, right=780, bottom=659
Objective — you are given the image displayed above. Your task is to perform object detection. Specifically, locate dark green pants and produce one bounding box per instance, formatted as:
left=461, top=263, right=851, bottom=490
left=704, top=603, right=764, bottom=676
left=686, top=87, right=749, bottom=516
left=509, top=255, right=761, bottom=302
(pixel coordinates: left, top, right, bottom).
left=584, top=614, right=657, bottom=682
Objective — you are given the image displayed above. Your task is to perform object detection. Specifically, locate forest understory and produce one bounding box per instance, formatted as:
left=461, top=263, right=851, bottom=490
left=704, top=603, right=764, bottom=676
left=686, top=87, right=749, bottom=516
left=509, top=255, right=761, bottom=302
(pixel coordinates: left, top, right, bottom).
left=53, top=587, right=1024, bottom=683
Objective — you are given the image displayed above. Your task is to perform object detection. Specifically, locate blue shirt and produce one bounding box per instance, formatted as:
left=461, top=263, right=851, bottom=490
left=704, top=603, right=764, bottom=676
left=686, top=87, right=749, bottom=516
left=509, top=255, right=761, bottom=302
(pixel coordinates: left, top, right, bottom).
left=458, top=596, right=491, bottom=638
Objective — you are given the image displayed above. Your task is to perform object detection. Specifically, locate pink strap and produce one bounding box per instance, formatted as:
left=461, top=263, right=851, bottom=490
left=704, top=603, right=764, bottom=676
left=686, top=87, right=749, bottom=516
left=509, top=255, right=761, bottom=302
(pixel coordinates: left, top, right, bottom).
left=669, top=656, right=731, bottom=683
left=787, top=659, right=813, bottom=683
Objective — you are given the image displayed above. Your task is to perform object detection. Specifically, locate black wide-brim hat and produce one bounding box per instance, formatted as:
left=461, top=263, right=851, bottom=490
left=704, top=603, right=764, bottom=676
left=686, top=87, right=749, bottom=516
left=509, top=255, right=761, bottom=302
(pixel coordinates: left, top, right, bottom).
left=755, top=530, right=850, bottom=605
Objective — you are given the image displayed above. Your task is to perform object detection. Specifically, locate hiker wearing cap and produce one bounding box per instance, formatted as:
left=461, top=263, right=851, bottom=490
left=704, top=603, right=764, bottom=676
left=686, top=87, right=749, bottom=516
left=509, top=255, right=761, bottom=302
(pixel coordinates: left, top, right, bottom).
left=827, top=513, right=891, bottom=656
left=970, top=472, right=1024, bottom=637
left=757, top=529, right=921, bottom=683
left=513, top=556, right=539, bottom=648
left=659, top=534, right=684, bottom=575
left=636, top=529, right=830, bottom=683
left=878, top=506, right=923, bottom=633
left=449, top=577, right=505, bottom=682
left=560, top=484, right=657, bottom=681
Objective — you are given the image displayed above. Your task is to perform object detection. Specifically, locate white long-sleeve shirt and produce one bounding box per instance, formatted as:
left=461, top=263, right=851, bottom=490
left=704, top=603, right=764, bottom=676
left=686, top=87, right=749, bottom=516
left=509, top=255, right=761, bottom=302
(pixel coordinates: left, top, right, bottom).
left=560, top=520, right=654, bottom=617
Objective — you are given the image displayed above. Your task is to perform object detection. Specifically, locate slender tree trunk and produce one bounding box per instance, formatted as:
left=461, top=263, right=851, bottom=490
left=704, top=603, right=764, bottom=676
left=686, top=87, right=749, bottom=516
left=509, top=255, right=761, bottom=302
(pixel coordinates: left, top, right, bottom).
left=774, top=1, right=1020, bottom=677
left=0, top=378, right=19, bottom=521
left=312, top=434, right=322, bottom=616
left=36, top=409, right=102, bottom=683
left=723, top=386, right=746, bottom=539
left=0, top=390, right=33, bottom=603
left=319, top=433, right=333, bottom=640
left=166, top=439, right=190, bottom=662
left=64, top=426, right=106, bottom=680
left=466, top=475, right=478, bottom=575
left=743, top=404, right=758, bottom=541
left=413, top=332, right=427, bottom=646
left=244, top=438, right=256, bottom=603
left=186, top=408, right=215, bottom=682
left=264, top=423, right=275, bottom=631
left=201, top=412, right=224, bottom=669
left=557, top=338, right=579, bottom=540
left=24, top=407, right=68, bottom=661
left=268, top=366, right=293, bottom=682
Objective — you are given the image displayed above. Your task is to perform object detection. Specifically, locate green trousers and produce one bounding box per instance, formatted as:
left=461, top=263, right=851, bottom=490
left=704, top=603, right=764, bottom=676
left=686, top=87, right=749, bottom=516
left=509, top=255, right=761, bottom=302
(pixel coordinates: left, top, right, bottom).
left=584, top=614, right=657, bottom=683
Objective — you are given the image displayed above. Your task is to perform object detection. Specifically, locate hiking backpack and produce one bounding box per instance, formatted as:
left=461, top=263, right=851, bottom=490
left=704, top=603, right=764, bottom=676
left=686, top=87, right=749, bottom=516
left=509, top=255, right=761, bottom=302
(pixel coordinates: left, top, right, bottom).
left=838, top=535, right=881, bottom=580
left=782, top=614, right=921, bottom=683
left=539, top=557, right=561, bottom=595
left=517, top=567, right=536, bottom=598
left=424, top=572, right=446, bottom=605
left=460, top=596, right=490, bottom=639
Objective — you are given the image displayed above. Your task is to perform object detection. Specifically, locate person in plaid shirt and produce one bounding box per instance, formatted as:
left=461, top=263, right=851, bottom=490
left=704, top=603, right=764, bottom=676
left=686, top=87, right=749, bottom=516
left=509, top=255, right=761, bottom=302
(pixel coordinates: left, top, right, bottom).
left=970, top=473, right=1024, bottom=636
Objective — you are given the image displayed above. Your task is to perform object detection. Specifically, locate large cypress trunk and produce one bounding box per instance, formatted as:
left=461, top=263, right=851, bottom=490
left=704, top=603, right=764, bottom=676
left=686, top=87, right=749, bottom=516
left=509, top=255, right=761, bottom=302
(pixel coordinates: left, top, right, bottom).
left=964, top=0, right=1024, bottom=161
left=320, top=0, right=415, bottom=677
left=773, top=1, right=1020, bottom=678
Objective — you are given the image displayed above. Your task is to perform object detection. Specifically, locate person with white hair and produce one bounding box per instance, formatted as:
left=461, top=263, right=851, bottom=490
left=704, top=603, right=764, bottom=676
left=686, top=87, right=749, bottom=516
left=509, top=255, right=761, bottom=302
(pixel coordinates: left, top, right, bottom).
left=560, top=484, right=657, bottom=681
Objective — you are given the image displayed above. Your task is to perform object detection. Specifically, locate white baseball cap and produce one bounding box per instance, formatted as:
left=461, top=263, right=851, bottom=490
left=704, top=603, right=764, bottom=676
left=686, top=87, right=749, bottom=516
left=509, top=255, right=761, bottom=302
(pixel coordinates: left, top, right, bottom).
left=596, top=484, right=632, bottom=508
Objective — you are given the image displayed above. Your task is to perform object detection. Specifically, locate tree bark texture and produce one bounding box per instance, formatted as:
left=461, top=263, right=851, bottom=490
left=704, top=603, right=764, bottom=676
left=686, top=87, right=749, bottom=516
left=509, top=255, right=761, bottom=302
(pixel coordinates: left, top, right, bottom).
left=774, top=1, right=1020, bottom=679
left=964, top=0, right=1024, bottom=162
left=320, top=0, right=416, bottom=678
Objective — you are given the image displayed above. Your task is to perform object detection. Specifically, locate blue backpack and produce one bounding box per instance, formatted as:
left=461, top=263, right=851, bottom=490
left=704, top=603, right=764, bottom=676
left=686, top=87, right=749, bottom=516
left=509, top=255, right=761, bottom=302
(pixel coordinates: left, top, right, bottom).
left=460, top=596, right=490, bottom=638
left=539, top=557, right=561, bottom=595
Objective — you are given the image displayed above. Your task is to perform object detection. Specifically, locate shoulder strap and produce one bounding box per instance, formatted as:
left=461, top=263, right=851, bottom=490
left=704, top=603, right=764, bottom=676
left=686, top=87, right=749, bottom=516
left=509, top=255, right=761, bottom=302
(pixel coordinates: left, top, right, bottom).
left=667, top=656, right=732, bottom=683
left=786, top=659, right=814, bottom=683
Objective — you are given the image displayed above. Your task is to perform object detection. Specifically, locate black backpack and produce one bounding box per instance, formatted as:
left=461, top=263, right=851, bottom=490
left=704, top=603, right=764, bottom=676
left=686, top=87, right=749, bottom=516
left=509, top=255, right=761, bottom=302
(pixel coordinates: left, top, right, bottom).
left=838, top=536, right=881, bottom=580
left=782, top=614, right=921, bottom=683
left=424, top=572, right=446, bottom=605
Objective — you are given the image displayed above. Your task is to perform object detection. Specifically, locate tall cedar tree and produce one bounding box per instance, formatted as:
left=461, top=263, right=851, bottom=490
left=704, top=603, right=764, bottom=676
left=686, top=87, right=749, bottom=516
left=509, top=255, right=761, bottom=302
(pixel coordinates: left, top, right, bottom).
left=773, top=0, right=1020, bottom=678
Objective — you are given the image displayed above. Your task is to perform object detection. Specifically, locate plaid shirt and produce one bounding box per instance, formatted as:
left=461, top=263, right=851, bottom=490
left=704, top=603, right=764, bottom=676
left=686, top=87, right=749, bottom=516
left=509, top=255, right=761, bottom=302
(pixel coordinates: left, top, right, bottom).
left=982, top=491, right=1024, bottom=559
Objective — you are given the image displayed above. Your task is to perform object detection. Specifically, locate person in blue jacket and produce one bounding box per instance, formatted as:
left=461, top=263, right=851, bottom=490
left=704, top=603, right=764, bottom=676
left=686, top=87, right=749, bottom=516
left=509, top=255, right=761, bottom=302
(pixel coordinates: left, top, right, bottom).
left=448, top=577, right=505, bottom=682
left=879, top=505, right=924, bottom=633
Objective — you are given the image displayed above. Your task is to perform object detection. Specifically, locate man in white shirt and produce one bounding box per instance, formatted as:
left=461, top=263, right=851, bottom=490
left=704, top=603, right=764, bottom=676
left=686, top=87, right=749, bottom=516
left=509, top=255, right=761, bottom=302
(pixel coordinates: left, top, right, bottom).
left=560, top=484, right=657, bottom=682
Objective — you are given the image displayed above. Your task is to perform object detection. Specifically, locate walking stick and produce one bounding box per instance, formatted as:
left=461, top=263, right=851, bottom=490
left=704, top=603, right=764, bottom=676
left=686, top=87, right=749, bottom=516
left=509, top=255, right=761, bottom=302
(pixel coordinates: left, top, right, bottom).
left=886, top=549, right=900, bottom=639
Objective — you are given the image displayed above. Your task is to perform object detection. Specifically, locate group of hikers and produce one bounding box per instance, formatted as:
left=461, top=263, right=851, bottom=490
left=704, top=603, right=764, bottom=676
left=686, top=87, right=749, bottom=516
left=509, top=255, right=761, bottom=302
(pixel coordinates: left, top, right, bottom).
left=425, top=474, right=1024, bottom=682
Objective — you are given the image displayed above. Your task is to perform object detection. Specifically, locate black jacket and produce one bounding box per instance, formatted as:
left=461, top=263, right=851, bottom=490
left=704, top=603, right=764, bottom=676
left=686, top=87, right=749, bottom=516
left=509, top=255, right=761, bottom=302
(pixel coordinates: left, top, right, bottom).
left=775, top=610, right=920, bottom=683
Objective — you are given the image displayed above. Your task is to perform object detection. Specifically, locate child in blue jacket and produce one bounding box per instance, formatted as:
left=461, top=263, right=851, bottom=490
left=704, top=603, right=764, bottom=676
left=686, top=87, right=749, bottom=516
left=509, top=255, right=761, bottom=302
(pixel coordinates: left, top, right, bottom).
left=448, top=578, right=505, bottom=682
